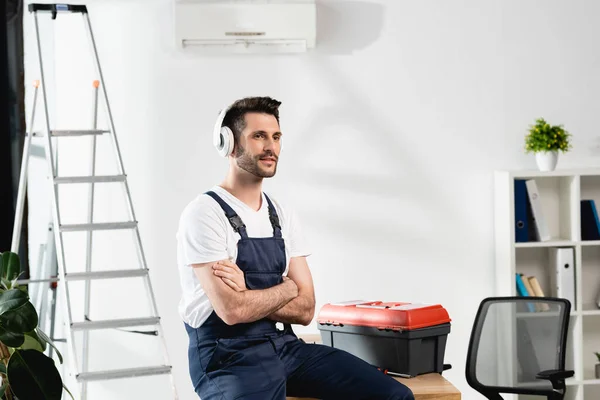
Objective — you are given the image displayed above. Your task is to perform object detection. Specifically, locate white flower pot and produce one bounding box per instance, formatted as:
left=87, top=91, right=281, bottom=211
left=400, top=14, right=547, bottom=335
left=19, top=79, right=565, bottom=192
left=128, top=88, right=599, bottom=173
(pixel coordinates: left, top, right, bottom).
left=535, top=151, right=559, bottom=172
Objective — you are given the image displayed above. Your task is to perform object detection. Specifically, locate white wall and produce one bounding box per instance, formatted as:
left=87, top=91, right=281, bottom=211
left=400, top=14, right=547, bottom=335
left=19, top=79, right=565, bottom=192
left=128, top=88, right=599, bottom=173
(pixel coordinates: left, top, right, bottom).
left=22, top=0, right=600, bottom=399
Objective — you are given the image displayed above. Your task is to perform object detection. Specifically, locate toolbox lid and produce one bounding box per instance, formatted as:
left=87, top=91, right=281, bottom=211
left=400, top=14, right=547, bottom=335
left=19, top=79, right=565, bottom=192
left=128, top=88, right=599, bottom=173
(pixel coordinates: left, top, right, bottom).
left=316, top=300, right=451, bottom=331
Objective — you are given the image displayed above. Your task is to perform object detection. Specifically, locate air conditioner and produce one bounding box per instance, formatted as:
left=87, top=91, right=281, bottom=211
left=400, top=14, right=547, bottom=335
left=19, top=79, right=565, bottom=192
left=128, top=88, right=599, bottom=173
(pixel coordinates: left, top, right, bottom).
left=174, top=0, right=317, bottom=54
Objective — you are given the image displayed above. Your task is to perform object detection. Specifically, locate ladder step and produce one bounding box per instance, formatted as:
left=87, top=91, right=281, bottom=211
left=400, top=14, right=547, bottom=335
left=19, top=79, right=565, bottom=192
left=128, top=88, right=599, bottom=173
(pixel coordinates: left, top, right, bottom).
left=66, top=269, right=149, bottom=281
left=60, top=222, right=137, bottom=232
left=71, top=317, right=160, bottom=331
left=54, top=175, right=126, bottom=184
left=33, top=129, right=110, bottom=137
left=76, top=365, right=172, bottom=382
left=16, top=269, right=148, bottom=285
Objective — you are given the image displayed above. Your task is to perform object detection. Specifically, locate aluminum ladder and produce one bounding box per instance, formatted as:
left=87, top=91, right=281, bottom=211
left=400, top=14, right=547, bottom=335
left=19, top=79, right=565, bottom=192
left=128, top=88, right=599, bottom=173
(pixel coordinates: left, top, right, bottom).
left=11, top=3, right=177, bottom=399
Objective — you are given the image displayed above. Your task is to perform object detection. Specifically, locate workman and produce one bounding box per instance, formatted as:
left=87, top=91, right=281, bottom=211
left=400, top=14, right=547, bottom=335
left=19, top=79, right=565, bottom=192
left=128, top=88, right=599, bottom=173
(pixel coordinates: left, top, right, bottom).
left=176, top=96, right=414, bottom=400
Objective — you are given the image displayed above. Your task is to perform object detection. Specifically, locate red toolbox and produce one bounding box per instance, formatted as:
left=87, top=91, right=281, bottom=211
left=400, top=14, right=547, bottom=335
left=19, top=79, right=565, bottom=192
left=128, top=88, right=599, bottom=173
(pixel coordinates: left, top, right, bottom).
left=316, top=300, right=451, bottom=377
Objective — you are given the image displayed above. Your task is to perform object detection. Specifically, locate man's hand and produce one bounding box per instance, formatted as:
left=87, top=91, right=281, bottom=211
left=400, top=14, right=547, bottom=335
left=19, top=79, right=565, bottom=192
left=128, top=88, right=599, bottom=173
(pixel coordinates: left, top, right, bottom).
left=267, top=256, right=315, bottom=326
left=282, top=276, right=299, bottom=298
left=212, top=260, right=247, bottom=292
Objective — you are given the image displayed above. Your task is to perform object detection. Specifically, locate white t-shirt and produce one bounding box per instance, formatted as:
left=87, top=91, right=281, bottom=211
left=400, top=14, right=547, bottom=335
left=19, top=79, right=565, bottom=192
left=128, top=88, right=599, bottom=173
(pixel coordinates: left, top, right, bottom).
left=176, top=185, right=311, bottom=328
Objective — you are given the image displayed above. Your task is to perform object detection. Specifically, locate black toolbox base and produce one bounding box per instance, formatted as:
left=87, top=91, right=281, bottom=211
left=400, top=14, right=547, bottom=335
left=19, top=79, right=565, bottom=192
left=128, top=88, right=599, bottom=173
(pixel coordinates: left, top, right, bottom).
left=317, top=323, right=450, bottom=378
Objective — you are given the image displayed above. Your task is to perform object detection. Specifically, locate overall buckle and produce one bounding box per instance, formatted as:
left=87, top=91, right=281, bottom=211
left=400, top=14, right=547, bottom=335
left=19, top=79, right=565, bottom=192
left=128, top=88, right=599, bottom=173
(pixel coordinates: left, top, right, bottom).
left=229, top=215, right=246, bottom=233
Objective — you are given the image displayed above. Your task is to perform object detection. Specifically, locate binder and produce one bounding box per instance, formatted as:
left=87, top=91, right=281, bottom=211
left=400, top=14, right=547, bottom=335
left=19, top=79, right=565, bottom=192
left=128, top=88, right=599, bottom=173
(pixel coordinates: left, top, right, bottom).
left=549, top=248, right=575, bottom=308
left=525, top=179, right=551, bottom=241
left=514, top=179, right=529, bottom=242
left=581, top=200, right=600, bottom=240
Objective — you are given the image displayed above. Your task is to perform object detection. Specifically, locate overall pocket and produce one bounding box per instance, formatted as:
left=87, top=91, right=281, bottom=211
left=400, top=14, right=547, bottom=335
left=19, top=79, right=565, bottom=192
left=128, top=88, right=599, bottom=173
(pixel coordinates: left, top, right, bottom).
left=244, top=271, right=283, bottom=290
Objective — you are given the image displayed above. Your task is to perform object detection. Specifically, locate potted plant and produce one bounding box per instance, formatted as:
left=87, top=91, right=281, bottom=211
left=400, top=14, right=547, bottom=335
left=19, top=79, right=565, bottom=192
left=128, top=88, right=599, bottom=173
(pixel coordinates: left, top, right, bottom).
left=595, top=351, right=600, bottom=379
left=0, top=251, right=72, bottom=400
left=524, top=117, right=572, bottom=171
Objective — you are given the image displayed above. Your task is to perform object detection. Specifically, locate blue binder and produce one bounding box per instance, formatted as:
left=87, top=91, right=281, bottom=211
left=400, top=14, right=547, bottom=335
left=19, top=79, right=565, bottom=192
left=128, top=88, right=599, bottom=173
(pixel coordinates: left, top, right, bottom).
left=581, top=200, right=600, bottom=240
left=514, top=180, right=529, bottom=242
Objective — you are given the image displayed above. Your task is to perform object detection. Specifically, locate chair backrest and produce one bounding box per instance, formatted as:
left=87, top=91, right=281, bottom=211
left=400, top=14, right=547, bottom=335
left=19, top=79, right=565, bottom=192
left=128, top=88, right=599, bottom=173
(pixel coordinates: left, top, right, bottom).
left=465, top=297, right=571, bottom=398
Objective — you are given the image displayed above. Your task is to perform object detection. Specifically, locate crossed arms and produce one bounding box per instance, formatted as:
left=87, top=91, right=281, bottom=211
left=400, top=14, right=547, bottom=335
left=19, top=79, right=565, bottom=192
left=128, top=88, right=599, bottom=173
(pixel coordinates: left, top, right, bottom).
left=192, top=257, right=315, bottom=326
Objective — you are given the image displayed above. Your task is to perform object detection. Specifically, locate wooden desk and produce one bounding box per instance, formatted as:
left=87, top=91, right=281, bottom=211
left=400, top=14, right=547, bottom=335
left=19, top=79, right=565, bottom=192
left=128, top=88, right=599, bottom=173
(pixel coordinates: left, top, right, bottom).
left=286, top=373, right=460, bottom=400
left=287, top=334, right=461, bottom=400
left=395, top=373, right=461, bottom=400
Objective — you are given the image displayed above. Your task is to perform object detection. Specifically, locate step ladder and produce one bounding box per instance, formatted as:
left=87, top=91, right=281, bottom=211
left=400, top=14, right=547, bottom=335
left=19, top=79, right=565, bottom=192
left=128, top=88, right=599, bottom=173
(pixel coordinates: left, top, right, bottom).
left=11, top=3, right=178, bottom=399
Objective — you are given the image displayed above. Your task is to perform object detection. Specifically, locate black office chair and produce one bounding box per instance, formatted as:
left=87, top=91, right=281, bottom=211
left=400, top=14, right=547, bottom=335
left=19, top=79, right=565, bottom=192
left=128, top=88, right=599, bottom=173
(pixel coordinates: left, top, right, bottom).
left=465, top=297, right=574, bottom=400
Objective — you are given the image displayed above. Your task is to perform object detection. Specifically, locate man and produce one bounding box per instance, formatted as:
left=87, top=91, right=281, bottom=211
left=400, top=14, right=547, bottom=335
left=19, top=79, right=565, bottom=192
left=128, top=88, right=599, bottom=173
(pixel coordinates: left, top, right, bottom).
left=177, top=96, right=414, bottom=400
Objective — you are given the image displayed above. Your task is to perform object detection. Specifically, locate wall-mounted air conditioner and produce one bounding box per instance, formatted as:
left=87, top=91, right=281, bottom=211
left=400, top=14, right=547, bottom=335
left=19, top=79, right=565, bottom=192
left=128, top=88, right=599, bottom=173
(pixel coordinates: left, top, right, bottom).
left=174, top=0, right=317, bottom=54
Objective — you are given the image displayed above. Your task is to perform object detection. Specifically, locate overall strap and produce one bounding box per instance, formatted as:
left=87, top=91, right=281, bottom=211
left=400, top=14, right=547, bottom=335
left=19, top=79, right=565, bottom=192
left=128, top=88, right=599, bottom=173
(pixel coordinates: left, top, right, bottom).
left=264, top=194, right=282, bottom=238
left=205, top=191, right=248, bottom=239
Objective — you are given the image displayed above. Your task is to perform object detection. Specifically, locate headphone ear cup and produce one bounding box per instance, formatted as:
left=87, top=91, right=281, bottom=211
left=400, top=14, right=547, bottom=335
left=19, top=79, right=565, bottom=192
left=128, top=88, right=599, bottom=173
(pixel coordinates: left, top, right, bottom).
left=218, top=126, right=234, bottom=157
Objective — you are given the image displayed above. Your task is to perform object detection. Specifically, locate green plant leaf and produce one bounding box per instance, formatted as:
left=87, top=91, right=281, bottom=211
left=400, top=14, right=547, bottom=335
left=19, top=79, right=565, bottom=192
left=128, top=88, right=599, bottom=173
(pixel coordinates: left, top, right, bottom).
left=0, top=326, right=24, bottom=348
left=0, top=382, right=6, bottom=398
left=7, top=349, right=63, bottom=400
left=524, top=117, right=572, bottom=154
left=0, top=289, right=29, bottom=316
left=0, top=362, right=6, bottom=374
left=35, top=328, right=62, bottom=364
left=20, top=332, right=45, bottom=352
left=24, top=330, right=47, bottom=353
left=62, top=382, right=75, bottom=400
left=0, top=302, right=38, bottom=334
left=1, top=252, right=21, bottom=282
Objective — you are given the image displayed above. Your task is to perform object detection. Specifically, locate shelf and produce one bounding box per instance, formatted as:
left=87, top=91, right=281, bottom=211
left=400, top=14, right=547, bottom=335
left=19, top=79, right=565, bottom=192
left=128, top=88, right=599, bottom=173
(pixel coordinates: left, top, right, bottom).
left=515, top=240, right=600, bottom=247
left=508, top=168, right=600, bottom=178
left=496, top=169, right=600, bottom=400
left=581, top=303, right=600, bottom=316
left=514, top=239, right=575, bottom=248
left=580, top=240, right=600, bottom=246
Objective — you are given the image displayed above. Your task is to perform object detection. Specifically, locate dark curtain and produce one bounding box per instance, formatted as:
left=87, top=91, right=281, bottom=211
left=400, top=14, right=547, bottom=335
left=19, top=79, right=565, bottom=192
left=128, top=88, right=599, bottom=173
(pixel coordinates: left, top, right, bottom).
left=1, top=0, right=29, bottom=274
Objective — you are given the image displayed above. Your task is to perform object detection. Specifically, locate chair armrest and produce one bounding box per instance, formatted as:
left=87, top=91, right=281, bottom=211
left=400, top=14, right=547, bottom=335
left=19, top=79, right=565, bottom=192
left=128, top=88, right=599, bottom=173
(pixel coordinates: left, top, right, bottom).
left=536, top=369, right=574, bottom=381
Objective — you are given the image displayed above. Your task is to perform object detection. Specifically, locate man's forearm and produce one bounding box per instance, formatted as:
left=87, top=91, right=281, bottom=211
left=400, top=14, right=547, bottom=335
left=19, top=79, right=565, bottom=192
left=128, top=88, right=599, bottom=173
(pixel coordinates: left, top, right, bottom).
left=227, top=281, right=297, bottom=325
left=268, top=293, right=315, bottom=326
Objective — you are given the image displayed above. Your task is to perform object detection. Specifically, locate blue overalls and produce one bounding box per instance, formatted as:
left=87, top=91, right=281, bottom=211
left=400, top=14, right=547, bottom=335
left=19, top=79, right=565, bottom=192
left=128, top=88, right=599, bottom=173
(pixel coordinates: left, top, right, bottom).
left=185, top=191, right=414, bottom=400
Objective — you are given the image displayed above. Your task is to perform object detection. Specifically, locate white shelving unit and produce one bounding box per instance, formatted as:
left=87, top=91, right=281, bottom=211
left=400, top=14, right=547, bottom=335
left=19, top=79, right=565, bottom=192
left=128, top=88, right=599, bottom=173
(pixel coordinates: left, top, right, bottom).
left=495, top=168, right=600, bottom=400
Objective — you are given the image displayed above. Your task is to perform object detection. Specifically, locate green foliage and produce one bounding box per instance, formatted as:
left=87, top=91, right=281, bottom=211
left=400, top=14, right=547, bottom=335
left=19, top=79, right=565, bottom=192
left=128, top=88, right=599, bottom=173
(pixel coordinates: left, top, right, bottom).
left=595, top=351, right=600, bottom=363
left=0, top=251, right=71, bottom=400
left=524, top=118, right=572, bottom=153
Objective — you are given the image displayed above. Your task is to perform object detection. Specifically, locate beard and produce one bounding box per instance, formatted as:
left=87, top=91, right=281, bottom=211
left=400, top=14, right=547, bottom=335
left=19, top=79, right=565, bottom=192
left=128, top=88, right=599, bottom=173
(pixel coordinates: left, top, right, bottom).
left=235, top=145, right=278, bottom=178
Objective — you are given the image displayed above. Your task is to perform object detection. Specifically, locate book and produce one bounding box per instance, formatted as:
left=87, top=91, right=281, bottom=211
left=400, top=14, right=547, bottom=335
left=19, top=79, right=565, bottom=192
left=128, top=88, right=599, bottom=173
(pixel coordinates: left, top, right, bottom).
left=527, top=276, right=550, bottom=311
left=516, top=273, right=536, bottom=312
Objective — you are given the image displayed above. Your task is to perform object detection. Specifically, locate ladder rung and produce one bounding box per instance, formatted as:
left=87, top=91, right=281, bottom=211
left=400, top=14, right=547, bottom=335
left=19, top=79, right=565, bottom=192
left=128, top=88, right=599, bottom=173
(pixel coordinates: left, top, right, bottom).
left=76, top=365, right=172, bottom=382
left=16, top=277, right=59, bottom=284
left=66, top=269, right=149, bottom=281
left=71, top=317, right=160, bottom=331
left=60, top=222, right=137, bottom=232
left=16, top=269, right=148, bottom=285
left=54, top=175, right=126, bottom=184
left=34, top=129, right=110, bottom=137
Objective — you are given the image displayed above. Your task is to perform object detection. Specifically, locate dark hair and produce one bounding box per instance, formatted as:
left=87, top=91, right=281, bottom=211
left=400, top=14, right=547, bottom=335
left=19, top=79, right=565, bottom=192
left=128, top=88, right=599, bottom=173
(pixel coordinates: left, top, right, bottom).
left=222, top=97, right=282, bottom=142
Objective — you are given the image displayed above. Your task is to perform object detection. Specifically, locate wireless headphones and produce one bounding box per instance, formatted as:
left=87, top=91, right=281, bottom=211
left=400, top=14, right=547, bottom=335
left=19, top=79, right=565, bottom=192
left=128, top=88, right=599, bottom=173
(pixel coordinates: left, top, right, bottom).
left=213, top=104, right=234, bottom=157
